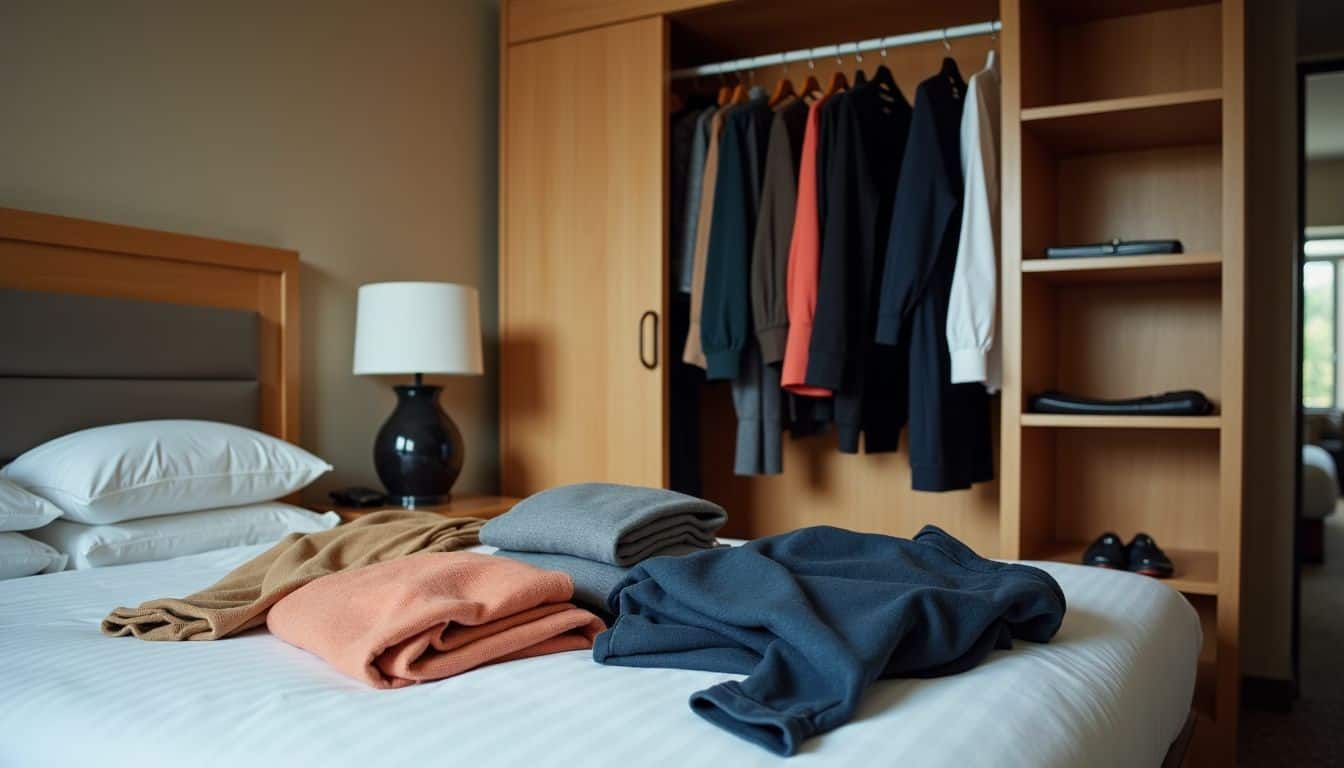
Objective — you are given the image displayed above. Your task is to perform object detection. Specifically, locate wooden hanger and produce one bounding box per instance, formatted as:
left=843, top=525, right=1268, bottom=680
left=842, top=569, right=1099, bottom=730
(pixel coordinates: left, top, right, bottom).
left=729, top=82, right=748, bottom=104
left=799, top=56, right=823, bottom=102
left=823, top=70, right=848, bottom=99
left=769, top=74, right=796, bottom=108
left=717, top=85, right=732, bottom=106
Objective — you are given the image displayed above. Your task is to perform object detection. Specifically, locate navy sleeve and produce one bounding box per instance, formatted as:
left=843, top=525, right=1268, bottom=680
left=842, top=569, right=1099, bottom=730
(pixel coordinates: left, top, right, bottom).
left=700, top=114, right=754, bottom=381
left=875, top=86, right=959, bottom=346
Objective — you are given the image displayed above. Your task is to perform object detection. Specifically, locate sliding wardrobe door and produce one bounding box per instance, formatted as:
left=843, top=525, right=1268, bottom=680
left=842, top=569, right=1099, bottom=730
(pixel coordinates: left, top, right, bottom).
left=500, top=17, right=667, bottom=494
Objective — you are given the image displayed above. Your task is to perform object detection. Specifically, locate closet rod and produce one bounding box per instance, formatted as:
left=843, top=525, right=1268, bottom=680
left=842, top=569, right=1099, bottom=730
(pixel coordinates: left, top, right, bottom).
left=669, top=20, right=1001, bottom=80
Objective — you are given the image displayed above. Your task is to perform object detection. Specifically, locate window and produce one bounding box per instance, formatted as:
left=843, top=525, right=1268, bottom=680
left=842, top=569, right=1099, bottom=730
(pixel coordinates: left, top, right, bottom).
left=1304, top=258, right=1336, bottom=409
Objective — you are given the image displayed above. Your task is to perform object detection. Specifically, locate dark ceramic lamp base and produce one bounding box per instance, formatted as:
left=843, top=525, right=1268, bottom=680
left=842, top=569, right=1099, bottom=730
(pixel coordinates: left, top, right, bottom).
left=373, top=375, right=464, bottom=507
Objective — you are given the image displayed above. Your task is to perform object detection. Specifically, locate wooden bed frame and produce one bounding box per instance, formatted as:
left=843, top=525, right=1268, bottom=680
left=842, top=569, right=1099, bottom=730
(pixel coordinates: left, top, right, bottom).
left=0, top=207, right=300, bottom=442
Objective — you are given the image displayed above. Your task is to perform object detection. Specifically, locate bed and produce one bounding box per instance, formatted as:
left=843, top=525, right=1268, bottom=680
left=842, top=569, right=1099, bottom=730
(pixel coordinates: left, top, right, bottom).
left=0, top=208, right=1200, bottom=766
left=0, top=541, right=1198, bottom=768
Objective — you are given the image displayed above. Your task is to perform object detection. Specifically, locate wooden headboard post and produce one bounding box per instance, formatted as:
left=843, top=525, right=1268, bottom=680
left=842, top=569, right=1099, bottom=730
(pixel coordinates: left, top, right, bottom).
left=0, top=207, right=301, bottom=442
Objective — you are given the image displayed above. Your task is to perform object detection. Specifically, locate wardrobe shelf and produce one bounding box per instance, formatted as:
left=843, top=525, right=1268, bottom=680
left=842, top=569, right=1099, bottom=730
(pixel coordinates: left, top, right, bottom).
left=1036, top=543, right=1219, bottom=596
left=1036, top=0, right=1217, bottom=23
left=1021, top=89, right=1223, bottom=154
left=1020, top=414, right=1222, bottom=430
left=1021, top=252, right=1221, bottom=283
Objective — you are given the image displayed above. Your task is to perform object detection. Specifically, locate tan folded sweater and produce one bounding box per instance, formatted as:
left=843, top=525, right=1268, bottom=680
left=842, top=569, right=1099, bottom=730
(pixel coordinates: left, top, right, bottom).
left=268, top=551, right=605, bottom=688
left=101, top=510, right=483, bottom=641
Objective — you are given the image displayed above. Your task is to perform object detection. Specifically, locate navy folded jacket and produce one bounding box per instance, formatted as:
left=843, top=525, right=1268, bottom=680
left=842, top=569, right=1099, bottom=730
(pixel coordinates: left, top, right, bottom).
left=592, top=525, right=1066, bottom=756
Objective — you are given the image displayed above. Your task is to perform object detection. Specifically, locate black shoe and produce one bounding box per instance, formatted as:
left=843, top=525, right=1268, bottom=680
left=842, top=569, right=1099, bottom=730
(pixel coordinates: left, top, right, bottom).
left=1126, top=533, right=1174, bottom=578
left=1082, top=532, right=1127, bottom=569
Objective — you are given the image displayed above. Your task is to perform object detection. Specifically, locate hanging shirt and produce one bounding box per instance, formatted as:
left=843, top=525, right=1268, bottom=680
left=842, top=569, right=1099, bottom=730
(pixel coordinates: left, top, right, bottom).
left=701, top=91, right=771, bottom=381
left=683, top=103, right=732, bottom=369
left=876, top=60, right=993, bottom=492
left=673, top=104, right=717, bottom=295
left=780, top=95, right=834, bottom=397
left=750, top=98, right=808, bottom=365
left=805, top=68, right=912, bottom=454
left=946, top=51, right=1002, bottom=393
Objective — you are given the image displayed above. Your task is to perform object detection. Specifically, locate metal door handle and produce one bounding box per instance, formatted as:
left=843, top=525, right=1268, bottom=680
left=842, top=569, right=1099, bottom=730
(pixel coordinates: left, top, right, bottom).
left=639, top=310, right=658, bottom=370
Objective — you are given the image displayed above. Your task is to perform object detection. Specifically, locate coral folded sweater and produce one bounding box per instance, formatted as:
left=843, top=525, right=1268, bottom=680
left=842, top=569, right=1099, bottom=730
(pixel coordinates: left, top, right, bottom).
left=102, top=510, right=483, bottom=641
left=268, top=551, right=605, bottom=689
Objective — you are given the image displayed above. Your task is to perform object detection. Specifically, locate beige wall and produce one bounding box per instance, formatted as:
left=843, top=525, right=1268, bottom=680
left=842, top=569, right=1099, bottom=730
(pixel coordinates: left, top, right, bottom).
left=0, top=0, right=501, bottom=502
left=1308, top=157, right=1344, bottom=228
left=1241, top=0, right=1298, bottom=682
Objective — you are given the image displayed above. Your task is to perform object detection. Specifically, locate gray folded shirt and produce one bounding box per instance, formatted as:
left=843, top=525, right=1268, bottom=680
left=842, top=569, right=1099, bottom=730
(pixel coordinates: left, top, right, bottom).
left=493, top=550, right=628, bottom=618
left=480, top=483, right=727, bottom=567
left=496, top=544, right=708, bottom=618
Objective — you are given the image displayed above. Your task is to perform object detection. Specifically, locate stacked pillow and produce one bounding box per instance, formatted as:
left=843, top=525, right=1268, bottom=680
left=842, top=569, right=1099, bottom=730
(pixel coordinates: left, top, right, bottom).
left=0, top=420, right=338, bottom=577
left=0, top=477, right=67, bottom=578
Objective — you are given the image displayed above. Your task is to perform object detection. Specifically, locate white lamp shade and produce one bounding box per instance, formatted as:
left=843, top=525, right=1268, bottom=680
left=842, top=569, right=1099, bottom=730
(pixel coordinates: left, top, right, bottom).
left=353, top=282, right=484, bottom=375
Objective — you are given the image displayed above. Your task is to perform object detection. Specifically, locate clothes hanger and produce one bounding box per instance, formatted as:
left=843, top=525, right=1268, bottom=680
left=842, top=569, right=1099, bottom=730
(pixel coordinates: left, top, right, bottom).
left=870, top=56, right=898, bottom=96
left=800, top=54, right=823, bottom=101
left=872, top=45, right=896, bottom=91
left=729, top=72, right=748, bottom=105
left=940, top=29, right=966, bottom=98
left=769, top=61, right=796, bottom=108
left=717, top=72, right=731, bottom=107
left=851, top=45, right=867, bottom=87
left=824, top=52, right=849, bottom=98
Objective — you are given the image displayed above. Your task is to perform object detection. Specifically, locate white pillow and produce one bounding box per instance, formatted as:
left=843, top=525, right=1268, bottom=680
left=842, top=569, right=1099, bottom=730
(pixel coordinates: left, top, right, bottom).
left=0, top=532, right=68, bottom=579
left=25, top=502, right=340, bottom=570
left=0, top=420, right=333, bottom=524
left=0, top=477, right=62, bottom=532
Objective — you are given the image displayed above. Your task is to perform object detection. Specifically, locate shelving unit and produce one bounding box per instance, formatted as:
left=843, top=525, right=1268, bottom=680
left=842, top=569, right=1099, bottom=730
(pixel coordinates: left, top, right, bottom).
left=1036, top=543, right=1220, bottom=595
left=1020, top=414, right=1222, bottom=429
left=1021, top=89, right=1223, bottom=152
left=1021, top=252, right=1221, bottom=282
left=1003, top=1, right=1242, bottom=764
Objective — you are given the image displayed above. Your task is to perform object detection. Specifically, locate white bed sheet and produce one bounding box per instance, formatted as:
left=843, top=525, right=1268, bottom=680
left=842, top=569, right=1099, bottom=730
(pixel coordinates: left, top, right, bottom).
left=0, top=544, right=1199, bottom=768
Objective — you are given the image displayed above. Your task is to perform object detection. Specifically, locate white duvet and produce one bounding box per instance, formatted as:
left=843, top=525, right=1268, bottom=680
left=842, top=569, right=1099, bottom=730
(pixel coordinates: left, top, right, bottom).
left=0, top=544, right=1199, bottom=767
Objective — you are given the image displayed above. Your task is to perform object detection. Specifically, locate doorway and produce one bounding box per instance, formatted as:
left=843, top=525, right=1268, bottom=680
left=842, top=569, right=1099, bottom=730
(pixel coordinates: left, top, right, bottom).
left=1291, top=57, right=1344, bottom=758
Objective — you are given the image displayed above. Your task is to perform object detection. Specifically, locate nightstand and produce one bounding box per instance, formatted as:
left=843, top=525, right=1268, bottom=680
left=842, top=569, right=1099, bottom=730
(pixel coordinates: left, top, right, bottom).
left=324, top=495, right=521, bottom=524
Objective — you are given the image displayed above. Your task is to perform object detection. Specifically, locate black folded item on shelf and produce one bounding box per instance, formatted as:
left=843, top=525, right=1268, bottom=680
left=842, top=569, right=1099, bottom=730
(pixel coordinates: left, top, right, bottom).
left=1028, top=390, right=1213, bottom=416
left=1045, top=239, right=1183, bottom=259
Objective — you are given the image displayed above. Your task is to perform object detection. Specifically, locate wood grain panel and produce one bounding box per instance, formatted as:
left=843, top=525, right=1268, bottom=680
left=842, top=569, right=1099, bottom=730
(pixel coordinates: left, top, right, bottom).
left=0, top=207, right=300, bottom=442
left=668, top=0, right=999, bottom=69
left=500, top=19, right=667, bottom=495
left=1053, top=3, right=1221, bottom=105
left=508, top=0, right=726, bottom=44
left=1056, top=144, right=1223, bottom=255
left=1214, top=0, right=1245, bottom=756
left=699, top=386, right=1002, bottom=556
left=1022, top=89, right=1223, bottom=154
left=1022, top=252, right=1221, bottom=282
left=1054, top=280, right=1222, bottom=403
left=1052, top=428, right=1220, bottom=550
left=998, top=1, right=1028, bottom=559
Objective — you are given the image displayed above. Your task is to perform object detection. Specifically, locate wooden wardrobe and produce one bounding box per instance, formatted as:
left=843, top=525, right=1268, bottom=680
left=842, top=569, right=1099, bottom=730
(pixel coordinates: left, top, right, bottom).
left=499, top=1, right=1245, bottom=763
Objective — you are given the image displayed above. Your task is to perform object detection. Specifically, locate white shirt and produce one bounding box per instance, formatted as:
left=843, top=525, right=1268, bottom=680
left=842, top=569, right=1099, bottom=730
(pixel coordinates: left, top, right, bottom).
left=946, top=51, right=1001, bottom=392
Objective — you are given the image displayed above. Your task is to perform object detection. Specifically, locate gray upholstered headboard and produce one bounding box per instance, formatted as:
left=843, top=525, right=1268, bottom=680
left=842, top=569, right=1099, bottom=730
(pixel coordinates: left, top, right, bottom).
left=0, top=288, right=262, bottom=462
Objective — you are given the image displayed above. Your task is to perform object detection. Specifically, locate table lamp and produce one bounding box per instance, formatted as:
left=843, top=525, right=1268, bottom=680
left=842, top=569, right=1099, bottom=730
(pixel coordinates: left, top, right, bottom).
left=353, top=282, right=483, bottom=506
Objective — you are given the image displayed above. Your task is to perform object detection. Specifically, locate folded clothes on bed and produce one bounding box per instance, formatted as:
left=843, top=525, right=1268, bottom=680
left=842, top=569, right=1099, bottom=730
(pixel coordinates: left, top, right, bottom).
left=594, top=525, right=1067, bottom=757
left=492, top=550, right=629, bottom=617
left=480, top=483, right=727, bottom=566
left=268, top=551, right=605, bottom=688
left=101, top=510, right=483, bottom=641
